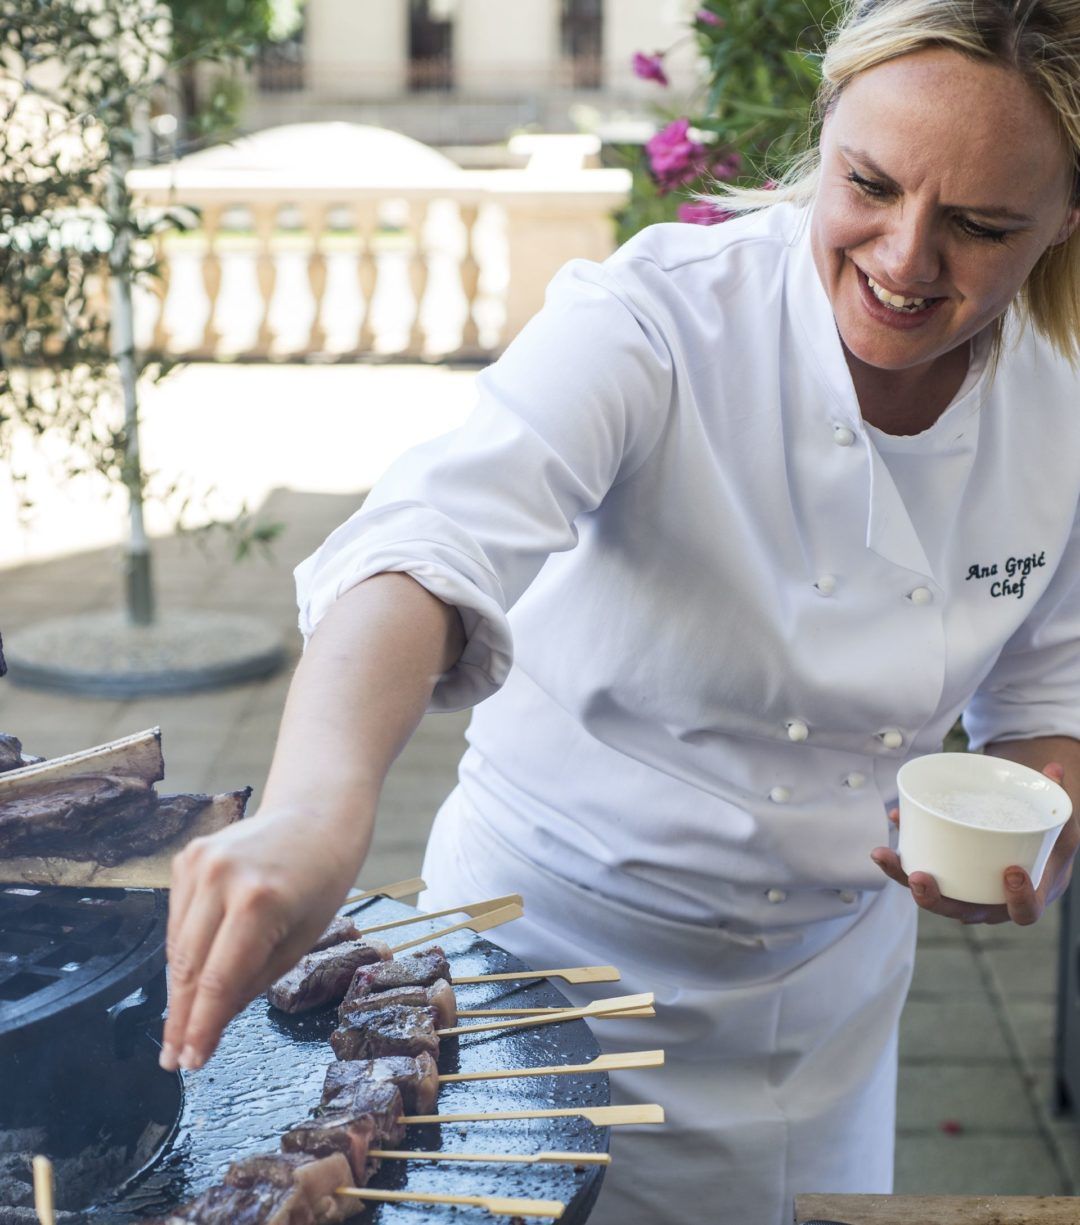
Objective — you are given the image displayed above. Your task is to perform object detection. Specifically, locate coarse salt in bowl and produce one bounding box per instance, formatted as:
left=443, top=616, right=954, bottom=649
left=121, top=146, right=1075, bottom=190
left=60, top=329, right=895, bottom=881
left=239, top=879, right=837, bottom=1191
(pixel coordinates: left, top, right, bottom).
left=896, top=753, right=1072, bottom=904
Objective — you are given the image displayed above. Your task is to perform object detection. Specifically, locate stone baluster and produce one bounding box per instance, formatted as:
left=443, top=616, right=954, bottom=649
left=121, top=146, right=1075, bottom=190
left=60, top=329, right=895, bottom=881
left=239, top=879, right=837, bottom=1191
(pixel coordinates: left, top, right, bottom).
left=404, top=199, right=430, bottom=357
left=150, top=231, right=172, bottom=355
left=454, top=201, right=481, bottom=357
left=355, top=201, right=379, bottom=355
left=304, top=203, right=328, bottom=355
left=251, top=204, right=278, bottom=358
left=199, top=204, right=223, bottom=357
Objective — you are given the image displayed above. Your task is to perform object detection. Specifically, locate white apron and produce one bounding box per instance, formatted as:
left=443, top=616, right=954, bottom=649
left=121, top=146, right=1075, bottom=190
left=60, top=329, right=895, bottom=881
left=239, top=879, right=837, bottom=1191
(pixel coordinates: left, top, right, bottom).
left=420, top=788, right=918, bottom=1225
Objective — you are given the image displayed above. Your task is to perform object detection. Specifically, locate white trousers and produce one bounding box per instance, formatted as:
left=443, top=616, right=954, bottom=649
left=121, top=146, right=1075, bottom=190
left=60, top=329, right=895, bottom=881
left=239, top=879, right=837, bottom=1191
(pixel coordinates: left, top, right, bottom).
left=420, top=788, right=918, bottom=1225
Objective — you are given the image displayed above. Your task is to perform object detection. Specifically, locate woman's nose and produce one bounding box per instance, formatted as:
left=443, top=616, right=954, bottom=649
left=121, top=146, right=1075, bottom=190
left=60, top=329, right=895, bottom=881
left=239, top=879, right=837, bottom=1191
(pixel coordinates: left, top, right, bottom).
left=878, top=213, right=940, bottom=290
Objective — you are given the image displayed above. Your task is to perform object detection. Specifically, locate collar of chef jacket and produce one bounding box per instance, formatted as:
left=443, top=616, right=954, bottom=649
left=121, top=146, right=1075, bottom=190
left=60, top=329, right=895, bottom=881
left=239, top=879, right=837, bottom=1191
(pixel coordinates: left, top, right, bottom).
left=781, top=204, right=990, bottom=578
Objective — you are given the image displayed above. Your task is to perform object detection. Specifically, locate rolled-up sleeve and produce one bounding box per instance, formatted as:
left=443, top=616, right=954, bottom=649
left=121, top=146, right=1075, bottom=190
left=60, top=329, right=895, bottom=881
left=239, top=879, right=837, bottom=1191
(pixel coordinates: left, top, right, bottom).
left=964, top=501, right=1080, bottom=748
left=294, top=256, right=674, bottom=712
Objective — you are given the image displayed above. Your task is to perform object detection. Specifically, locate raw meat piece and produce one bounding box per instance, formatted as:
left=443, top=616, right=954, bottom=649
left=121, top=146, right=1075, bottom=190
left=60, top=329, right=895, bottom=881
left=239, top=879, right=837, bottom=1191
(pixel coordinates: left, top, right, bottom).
left=282, top=1111, right=377, bottom=1183
left=267, top=939, right=392, bottom=1013
left=316, top=1077, right=407, bottom=1146
left=309, top=916, right=361, bottom=952
left=341, top=947, right=450, bottom=1015
left=330, top=1004, right=440, bottom=1062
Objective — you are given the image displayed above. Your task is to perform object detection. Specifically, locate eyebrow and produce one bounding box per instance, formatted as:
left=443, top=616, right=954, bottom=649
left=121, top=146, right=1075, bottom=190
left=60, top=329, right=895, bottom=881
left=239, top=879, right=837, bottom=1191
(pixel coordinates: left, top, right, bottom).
left=838, top=145, right=1037, bottom=224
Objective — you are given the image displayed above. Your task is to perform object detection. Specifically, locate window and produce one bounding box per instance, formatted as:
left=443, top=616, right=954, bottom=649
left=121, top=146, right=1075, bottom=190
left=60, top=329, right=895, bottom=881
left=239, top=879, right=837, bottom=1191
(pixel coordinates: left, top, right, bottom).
left=409, top=0, right=455, bottom=92
left=560, top=0, right=603, bottom=89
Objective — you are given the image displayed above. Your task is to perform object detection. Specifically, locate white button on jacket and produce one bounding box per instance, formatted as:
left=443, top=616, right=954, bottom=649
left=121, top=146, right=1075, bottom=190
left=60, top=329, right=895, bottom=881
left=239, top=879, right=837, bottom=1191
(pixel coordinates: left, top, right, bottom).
left=296, top=203, right=1080, bottom=930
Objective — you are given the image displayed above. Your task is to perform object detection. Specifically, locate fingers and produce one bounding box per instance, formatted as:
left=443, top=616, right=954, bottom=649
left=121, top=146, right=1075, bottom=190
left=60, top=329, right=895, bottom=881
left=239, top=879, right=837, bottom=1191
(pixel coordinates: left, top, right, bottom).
left=1003, top=865, right=1041, bottom=926
left=177, top=897, right=290, bottom=1069
left=161, top=842, right=226, bottom=1070
left=871, top=846, right=908, bottom=887
left=1042, top=761, right=1066, bottom=785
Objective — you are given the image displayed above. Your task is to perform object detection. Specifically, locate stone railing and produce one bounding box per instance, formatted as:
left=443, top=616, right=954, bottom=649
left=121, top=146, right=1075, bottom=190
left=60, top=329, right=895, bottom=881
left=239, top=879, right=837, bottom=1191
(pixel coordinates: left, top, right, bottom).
left=127, top=131, right=630, bottom=362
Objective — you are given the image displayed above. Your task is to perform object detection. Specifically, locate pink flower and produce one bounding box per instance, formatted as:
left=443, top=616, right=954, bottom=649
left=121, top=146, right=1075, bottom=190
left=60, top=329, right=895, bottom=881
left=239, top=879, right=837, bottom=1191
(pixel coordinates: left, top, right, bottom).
left=677, top=200, right=734, bottom=226
left=646, top=118, right=705, bottom=190
left=633, top=51, right=669, bottom=86
left=695, top=8, right=724, bottom=26
left=711, top=151, right=742, bottom=181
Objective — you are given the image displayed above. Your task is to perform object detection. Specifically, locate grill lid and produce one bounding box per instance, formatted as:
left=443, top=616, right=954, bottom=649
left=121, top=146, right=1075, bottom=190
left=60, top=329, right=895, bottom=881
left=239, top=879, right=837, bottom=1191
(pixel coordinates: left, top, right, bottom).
left=0, top=886, right=167, bottom=1047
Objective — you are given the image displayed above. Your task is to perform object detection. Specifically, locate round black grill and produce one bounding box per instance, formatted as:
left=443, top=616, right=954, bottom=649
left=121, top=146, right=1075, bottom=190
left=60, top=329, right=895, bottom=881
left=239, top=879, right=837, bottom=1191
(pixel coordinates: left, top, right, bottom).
left=0, top=886, right=167, bottom=1048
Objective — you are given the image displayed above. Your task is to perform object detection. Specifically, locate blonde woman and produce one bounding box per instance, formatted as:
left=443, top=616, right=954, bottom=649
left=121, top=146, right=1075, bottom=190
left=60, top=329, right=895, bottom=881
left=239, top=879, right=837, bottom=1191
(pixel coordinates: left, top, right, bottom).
left=163, top=3, right=1080, bottom=1221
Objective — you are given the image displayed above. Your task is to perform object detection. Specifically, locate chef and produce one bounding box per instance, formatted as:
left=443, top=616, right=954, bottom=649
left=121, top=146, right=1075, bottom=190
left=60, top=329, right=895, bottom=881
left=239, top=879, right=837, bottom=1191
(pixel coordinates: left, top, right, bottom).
left=161, top=2, right=1080, bottom=1222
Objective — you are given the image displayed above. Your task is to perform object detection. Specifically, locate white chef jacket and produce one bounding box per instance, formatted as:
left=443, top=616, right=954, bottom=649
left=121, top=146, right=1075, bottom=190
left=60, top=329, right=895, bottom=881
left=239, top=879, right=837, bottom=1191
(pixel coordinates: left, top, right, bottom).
left=295, top=200, right=1080, bottom=931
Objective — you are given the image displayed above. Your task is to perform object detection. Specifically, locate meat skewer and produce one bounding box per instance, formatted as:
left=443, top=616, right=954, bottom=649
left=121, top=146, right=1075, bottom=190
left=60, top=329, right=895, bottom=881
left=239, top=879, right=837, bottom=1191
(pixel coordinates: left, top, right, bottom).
left=402, top=1103, right=665, bottom=1127
left=438, top=990, right=654, bottom=1037
left=333, top=1186, right=566, bottom=1219
left=267, top=938, right=393, bottom=1013
left=367, top=1149, right=611, bottom=1167
left=349, top=892, right=523, bottom=938
left=388, top=902, right=524, bottom=953
left=455, top=965, right=620, bottom=985
left=439, top=1048, right=665, bottom=1086
left=33, top=1154, right=55, bottom=1225
left=346, top=876, right=425, bottom=905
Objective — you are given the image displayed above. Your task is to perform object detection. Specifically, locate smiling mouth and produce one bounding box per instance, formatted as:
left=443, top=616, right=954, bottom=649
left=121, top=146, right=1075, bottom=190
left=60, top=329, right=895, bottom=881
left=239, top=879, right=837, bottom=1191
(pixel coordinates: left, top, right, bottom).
left=859, top=268, right=942, bottom=314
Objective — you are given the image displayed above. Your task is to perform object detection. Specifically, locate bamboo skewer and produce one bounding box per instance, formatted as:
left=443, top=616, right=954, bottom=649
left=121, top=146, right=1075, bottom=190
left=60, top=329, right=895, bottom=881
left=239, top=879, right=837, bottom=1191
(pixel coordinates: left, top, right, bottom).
left=455, top=965, right=620, bottom=985
left=438, top=1049, right=666, bottom=1085
left=439, top=991, right=654, bottom=1037
left=390, top=903, right=524, bottom=954
left=352, top=894, right=523, bottom=938
left=369, top=1149, right=610, bottom=1167
left=335, top=1186, right=564, bottom=1218
left=345, top=876, right=426, bottom=905
left=32, top=1155, right=54, bottom=1225
left=457, top=1005, right=654, bottom=1019
left=401, top=1103, right=665, bottom=1127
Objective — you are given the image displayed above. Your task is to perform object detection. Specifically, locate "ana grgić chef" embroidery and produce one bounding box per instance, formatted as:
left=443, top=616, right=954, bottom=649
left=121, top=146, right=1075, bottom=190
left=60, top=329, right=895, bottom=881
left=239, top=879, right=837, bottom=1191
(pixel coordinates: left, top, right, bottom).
left=965, top=550, right=1046, bottom=599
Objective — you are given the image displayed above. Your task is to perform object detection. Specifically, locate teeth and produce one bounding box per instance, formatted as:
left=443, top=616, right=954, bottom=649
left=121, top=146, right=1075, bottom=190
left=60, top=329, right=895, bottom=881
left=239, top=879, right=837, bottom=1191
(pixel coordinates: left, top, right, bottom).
left=866, top=274, right=928, bottom=311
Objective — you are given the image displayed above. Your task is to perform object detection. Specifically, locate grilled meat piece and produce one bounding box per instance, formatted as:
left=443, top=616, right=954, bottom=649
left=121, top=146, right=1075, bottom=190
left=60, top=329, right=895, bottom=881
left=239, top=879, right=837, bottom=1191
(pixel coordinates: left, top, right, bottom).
left=267, top=939, right=392, bottom=1013
left=225, top=1151, right=360, bottom=1223
left=161, top=1181, right=315, bottom=1224
left=330, top=1003, right=441, bottom=1061
left=335, top=978, right=455, bottom=1028
left=321, top=1053, right=439, bottom=1115
left=341, top=947, right=451, bottom=1015
left=282, top=1111, right=379, bottom=1183
left=0, top=774, right=158, bottom=862
left=309, top=916, right=361, bottom=952
left=317, top=1071, right=409, bottom=1143
left=0, top=733, right=23, bottom=773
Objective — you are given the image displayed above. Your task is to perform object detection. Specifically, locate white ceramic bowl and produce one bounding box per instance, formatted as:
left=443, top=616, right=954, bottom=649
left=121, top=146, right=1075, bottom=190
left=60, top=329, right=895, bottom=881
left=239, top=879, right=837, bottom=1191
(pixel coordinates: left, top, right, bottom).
left=896, top=753, right=1072, bottom=904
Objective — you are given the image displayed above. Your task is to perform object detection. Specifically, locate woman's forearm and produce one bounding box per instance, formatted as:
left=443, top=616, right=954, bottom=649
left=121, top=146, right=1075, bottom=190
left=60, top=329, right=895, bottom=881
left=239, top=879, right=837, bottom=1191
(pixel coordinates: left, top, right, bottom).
left=984, top=734, right=1080, bottom=811
left=260, top=571, right=466, bottom=845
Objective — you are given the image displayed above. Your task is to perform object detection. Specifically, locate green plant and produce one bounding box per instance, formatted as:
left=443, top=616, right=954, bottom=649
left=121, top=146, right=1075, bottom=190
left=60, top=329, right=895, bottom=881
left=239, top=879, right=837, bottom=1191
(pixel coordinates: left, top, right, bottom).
left=614, top=0, right=835, bottom=245
left=0, top=0, right=286, bottom=626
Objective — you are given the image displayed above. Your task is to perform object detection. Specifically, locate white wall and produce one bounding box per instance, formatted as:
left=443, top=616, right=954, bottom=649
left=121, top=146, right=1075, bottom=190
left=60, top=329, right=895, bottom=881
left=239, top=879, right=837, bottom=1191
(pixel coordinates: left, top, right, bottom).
left=307, top=0, right=408, bottom=99
left=456, top=0, right=556, bottom=96
left=603, top=0, right=701, bottom=96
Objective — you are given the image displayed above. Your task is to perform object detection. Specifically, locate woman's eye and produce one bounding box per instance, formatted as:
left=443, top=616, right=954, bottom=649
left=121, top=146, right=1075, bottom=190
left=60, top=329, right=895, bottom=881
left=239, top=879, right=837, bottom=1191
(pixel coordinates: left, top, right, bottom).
left=847, top=170, right=889, bottom=198
left=955, top=216, right=1009, bottom=244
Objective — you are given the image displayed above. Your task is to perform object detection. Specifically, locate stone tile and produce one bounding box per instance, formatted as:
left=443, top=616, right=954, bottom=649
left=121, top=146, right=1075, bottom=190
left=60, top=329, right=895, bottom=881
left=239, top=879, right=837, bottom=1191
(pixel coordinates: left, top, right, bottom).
left=897, top=1061, right=1038, bottom=1132
left=983, top=945, right=1059, bottom=1001
left=900, top=998, right=1009, bottom=1061
left=917, top=907, right=967, bottom=946
left=1003, top=997, right=1059, bottom=1065
left=967, top=905, right=1061, bottom=951
left=909, top=945, right=988, bottom=996
left=893, top=1134, right=1066, bottom=1196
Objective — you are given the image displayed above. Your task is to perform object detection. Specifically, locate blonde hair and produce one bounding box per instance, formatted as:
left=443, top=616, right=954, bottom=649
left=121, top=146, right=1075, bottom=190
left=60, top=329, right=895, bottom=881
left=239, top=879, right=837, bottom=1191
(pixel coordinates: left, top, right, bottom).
left=705, top=0, right=1080, bottom=365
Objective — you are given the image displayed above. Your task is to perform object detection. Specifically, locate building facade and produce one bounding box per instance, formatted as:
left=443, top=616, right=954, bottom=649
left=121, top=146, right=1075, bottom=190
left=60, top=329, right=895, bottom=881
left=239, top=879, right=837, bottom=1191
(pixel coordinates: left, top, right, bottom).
left=244, top=0, right=703, bottom=145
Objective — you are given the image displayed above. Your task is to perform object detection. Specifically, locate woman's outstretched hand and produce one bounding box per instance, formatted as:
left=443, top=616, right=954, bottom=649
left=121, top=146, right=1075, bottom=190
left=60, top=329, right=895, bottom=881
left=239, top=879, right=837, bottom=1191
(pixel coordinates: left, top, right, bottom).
left=159, top=806, right=367, bottom=1072
left=870, top=761, right=1079, bottom=926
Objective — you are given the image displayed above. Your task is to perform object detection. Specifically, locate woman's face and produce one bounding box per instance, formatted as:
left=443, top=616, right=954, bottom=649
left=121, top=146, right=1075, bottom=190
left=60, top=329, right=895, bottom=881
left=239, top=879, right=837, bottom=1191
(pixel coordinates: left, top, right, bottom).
left=812, top=48, right=1078, bottom=376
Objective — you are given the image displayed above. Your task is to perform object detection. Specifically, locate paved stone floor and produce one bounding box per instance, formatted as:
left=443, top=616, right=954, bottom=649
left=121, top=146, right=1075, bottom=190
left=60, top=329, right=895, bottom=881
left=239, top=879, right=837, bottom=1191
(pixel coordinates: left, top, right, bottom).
left=1, top=363, right=1077, bottom=1204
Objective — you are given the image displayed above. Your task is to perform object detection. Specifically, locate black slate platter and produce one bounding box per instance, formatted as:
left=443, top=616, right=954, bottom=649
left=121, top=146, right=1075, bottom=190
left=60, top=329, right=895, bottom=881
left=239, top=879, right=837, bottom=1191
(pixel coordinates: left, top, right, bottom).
left=88, top=894, right=611, bottom=1223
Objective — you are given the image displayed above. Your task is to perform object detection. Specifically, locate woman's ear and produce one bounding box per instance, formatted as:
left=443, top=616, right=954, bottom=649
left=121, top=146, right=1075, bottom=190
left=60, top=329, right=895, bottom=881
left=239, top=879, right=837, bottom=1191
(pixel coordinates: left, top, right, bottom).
left=1055, top=205, right=1080, bottom=245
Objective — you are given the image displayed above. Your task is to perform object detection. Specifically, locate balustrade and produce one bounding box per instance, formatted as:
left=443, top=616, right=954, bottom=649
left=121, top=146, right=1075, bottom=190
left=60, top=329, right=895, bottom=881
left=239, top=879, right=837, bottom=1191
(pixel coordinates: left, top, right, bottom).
left=126, top=129, right=630, bottom=363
